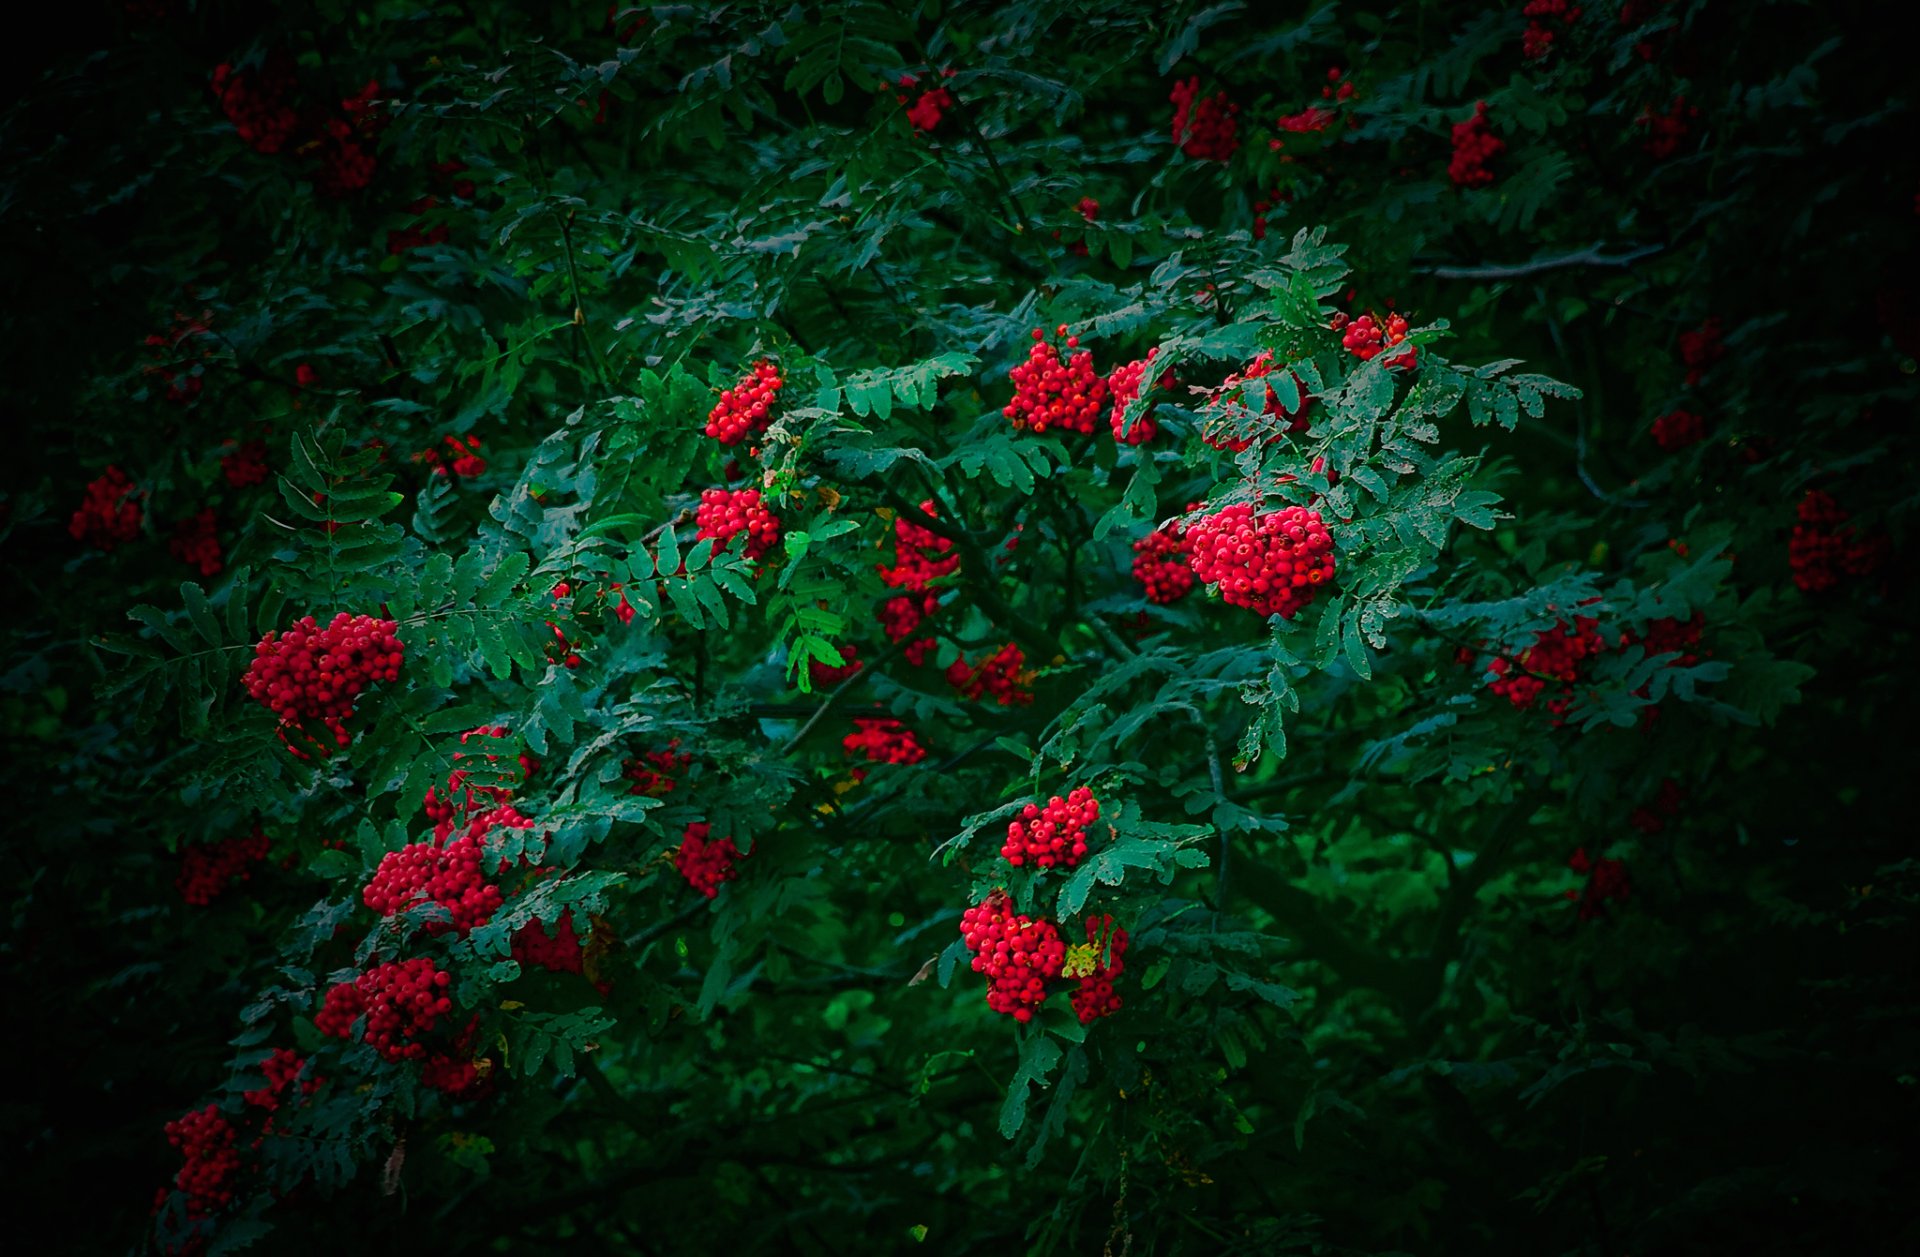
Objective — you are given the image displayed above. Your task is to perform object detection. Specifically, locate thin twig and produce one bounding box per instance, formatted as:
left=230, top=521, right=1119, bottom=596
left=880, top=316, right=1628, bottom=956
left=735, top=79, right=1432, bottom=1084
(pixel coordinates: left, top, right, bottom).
left=1420, top=242, right=1664, bottom=280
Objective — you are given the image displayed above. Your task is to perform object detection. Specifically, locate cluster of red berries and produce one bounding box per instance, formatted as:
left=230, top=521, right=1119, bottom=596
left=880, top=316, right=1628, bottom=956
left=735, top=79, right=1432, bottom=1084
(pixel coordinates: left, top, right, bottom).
left=879, top=499, right=957, bottom=665
left=211, top=56, right=386, bottom=195
left=169, top=508, right=224, bottom=576
left=221, top=439, right=270, bottom=488
left=896, top=70, right=956, bottom=132
left=1004, top=326, right=1110, bottom=435
left=1522, top=0, right=1582, bottom=60
left=1483, top=613, right=1608, bottom=718
left=363, top=829, right=502, bottom=936
left=1650, top=409, right=1707, bottom=451
left=242, top=1048, right=321, bottom=1112
left=1636, top=94, right=1699, bottom=159
left=69, top=466, right=143, bottom=550
left=1448, top=101, right=1505, bottom=187
left=626, top=739, right=691, bottom=797
left=1106, top=349, right=1173, bottom=445
left=1630, top=613, right=1704, bottom=669
left=695, top=487, right=781, bottom=562
left=947, top=641, right=1033, bottom=705
left=310, top=80, right=382, bottom=197
left=243, top=613, right=404, bottom=748
left=388, top=200, right=451, bottom=255
left=1332, top=311, right=1418, bottom=369
left=1003, top=787, right=1100, bottom=870
left=176, top=828, right=271, bottom=906
left=512, top=911, right=586, bottom=976
left=1070, top=915, right=1129, bottom=1024
left=1677, top=316, right=1724, bottom=386
left=959, top=890, right=1067, bottom=1022
left=211, top=56, right=300, bottom=154
left=674, top=821, right=743, bottom=898
left=1169, top=77, right=1239, bottom=161
left=163, top=1105, right=240, bottom=1220
left=1202, top=351, right=1314, bottom=451
left=423, top=725, right=537, bottom=836
left=1567, top=848, right=1631, bottom=921
left=416, top=434, right=486, bottom=479
left=881, top=590, right=940, bottom=666
left=843, top=718, right=926, bottom=769
left=705, top=359, right=784, bottom=445
left=316, top=957, right=455, bottom=1062
left=1630, top=778, right=1686, bottom=834
left=1790, top=490, right=1888, bottom=593
left=809, top=643, right=864, bottom=689
left=1132, top=522, right=1196, bottom=604
left=1186, top=503, right=1337, bottom=619
left=1620, top=0, right=1673, bottom=61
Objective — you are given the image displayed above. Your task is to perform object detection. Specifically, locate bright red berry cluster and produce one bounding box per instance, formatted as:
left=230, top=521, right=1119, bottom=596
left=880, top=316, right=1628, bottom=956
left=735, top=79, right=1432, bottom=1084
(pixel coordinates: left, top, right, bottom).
left=843, top=718, right=926, bottom=768
left=211, top=56, right=300, bottom=154
left=1522, top=1, right=1582, bottom=59
left=416, top=434, right=486, bottom=479
left=512, top=911, right=586, bottom=975
left=705, top=359, right=784, bottom=445
left=1003, top=326, right=1109, bottom=435
left=1333, top=311, right=1418, bottom=369
left=316, top=957, right=455, bottom=1062
left=1448, top=101, right=1505, bottom=187
left=675, top=821, right=742, bottom=899
left=176, top=827, right=271, bottom=906
left=1567, top=848, right=1631, bottom=921
left=1637, top=93, right=1699, bottom=159
left=1678, top=316, right=1724, bottom=386
left=881, top=590, right=940, bottom=666
left=1186, top=503, right=1337, bottom=619
left=1650, top=408, right=1707, bottom=451
left=424, top=725, right=538, bottom=835
left=163, top=1105, right=240, bottom=1220
left=1629, top=778, right=1686, bottom=834
left=221, top=439, right=270, bottom=488
left=896, top=70, right=956, bottom=132
left=69, top=465, right=143, bottom=550
left=626, top=739, right=691, bottom=797
left=1484, top=614, right=1607, bottom=717
left=947, top=641, right=1033, bottom=705
left=1070, top=915, right=1130, bottom=1024
left=242, top=1048, right=320, bottom=1111
left=169, top=508, right=224, bottom=576
left=1202, top=351, right=1314, bottom=451
left=363, top=830, right=502, bottom=936
left=1003, top=786, right=1100, bottom=870
left=1790, top=490, right=1888, bottom=593
left=1169, top=77, right=1239, bottom=161
left=878, top=499, right=957, bottom=665
left=695, top=487, right=781, bottom=562
left=809, top=643, right=863, bottom=689
left=1132, top=522, right=1196, bottom=605
left=1106, top=349, right=1172, bottom=445
left=243, top=613, right=404, bottom=748
left=959, top=890, right=1067, bottom=1022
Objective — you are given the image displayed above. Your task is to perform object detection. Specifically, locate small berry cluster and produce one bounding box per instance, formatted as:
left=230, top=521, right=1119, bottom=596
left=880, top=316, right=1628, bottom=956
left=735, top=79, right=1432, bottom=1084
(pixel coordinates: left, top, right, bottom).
left=512, top=911, right=586, bottom=976
left=163, top=1105, right=240, bottom=1220
left=881, top=590, right=940, bottom=666
left=1448, top=101, right=1505, bottom=187
left=705, top=359, right=784, bottom=446
left=310, top=80, right=383, bottom=198
left=1636, top=94, right=1699, bottom=159
left=1332, top=311, right=1418, bottom=369
left=809, top=643, right=864, bottom=689
left=1522, top=0, right=1582, bottom=60
left=1649, top=409, right=1707, bottom=451
left=626, top=739, right=691, bottom=797
left=1132, top=522, right=1196, bottom=605
left=1202, top=351, right=1314, bottom=451
left=843, top=718, right=926, bottom=770
left=169, top=508, right=224, bottom=576
left=1070, top=915, right=1129, bottom=1024
left=1567, top=847, right=1630, bottom=921
left=1003, top=787, right=1100, bottom=870
left=1003, top=326, right=1109, bottom=435
left=69, top=466, right=143, bottom=550
left=1677, top=316, right=1723, bottom=386
left=879, top=499, right=957, bottom=665
left=242, top=1048, right=321, bottom=1112
left=1186, top=503, right=1337, bottom=619
left=1790, top=490, right=1888, bottom=593
left=675, top=821, right=743, bottom=898
left=362, top=831, right=502, bottom=936
left=1484, top=613, right=1608, bottom=718
left=423, top=725, right=537, bottom=836
left=959, top=890, right=1067, bottom=1022
left=177, top=828, right=271, bottom=906
left=1629, top=778, right=1686, bottom=834
left=210, top=56, right=300, bottom=154
left=243, top=613, right=404, bottom=749
left=1106, top=349, right=1173, bottom=445
left=947, top=641, right=1033, bottom=705
left=695, top=487, right=782, bottom=562
left=415, top=434, right=486, bottom=479
left=896, top=70, right=956, bottom=132
left=316, top=957, right=454, bottom=1062
left=1169, top=77, right=1239, bottom=161
left=221, top=439, right=270, bottom=488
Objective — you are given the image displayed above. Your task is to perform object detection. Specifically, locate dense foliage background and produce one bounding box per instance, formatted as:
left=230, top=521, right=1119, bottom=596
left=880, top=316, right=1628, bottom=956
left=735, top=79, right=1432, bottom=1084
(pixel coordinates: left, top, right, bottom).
left=3, top=2, right=1917, bottom=1253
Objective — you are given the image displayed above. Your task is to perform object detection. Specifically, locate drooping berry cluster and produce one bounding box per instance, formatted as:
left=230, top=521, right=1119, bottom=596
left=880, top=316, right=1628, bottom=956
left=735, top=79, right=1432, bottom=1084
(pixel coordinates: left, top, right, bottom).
left=243, top=613, right=404, bottom=748
left=163, top=1105, right=240, bottom=1221
left=808, top=643, right=864, bottom=689
left=221, top=439, right=270, bottom=488
left=512, top=911, right=585, bottom=975
left=1650, top=408, right=1707, bottom=451
left=1789, top=490, right=1888, bottom=593
left=843, top=718, right=926, bottom=768
left=1636, top=93, right=1699, bottom=159
left=1332, top=311, right=1418, bottom=369
left=1677, top=316, right=1724, bottom=385
left=1003, top=787, right=1100, bottom=870
left=362, top=830, right=503, bottom=936
left=211, top=56, right=300, bottom=154
left=705, top=359, right=784, bottom=445
left=1132, top=522, right=1196, bottom=605
left=316, top=957, right=455, bottom=1061
left=1169, top=77, right=1239, bottom=161
left=242, top=1048, right=321, bottom=1111
left=69, top=465, right=143, bottom=550
left=947, top=641, right=1033, bottom=705
left=176, top=828, right=271, bottom=906
left=1070, top=915, right=1130, bottom=1024
left=1448, top=101, right=1505, bottom=187
left=168, top=508, right=224, bottom=576
left=674, top=821, right=742, bottom=899
left=1522, top=0, right=1582, bottom=59
left=1106, top=349, right=1172, bottom=445
left=1201, top=351, right=1314, bottom=451
left=959, top=890, right=1067, bottom=1022
left=695, top=487, right=781, bottom=562
left=1629, top=778, right=1686, bottom=834
left=626, top=739, right=691, bottom=797
left=415, top=434, right=487, bottom=479
left=1186, top=503, right=1337, bottom=619
left=1003, top=326, right=1109, bottom=435
left=1567, top=847, right=1631, bottom=921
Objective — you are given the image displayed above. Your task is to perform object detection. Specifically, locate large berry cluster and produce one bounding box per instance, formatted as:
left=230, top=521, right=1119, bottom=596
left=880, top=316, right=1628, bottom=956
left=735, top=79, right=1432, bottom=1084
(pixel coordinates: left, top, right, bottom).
left=1448, top=101, right=1505, bottom=187
left=881, top=590, right=940, bottom=665
left=243, top=613, right=404, bottom=748
left=316, top=957, right=454, bottom=1062
left=1202, top=351, right=1314, bottom=451
left=674, top=821, right=742, bottom=899
left=1003, top=786, right=1100, bottom=870
left=1484, top=614, right=1608, bottom=717
left=163, top=1105, right=240, bottom=1220
left=1790, top=490, right=1888, bottom=593
left=210, top=56, right=300, bottom=154
left=1070, top=915, right=1130, bottom=1024
left=695, top=487, right=781, bottom=562
left=705, top=359, right=783, bottom=445
left=1105, top=349, right=1172, bottom=445
left=959, top=890, right=1067, bottom=1022
left=1004, top=326, right=1109, bottom=435
left=242, top=1048, right=320, bottom=1112
left=1132, top=522, right=1196, bottom=604
left=1332, top=311, right=1418, bottom=369
left=626, top=739, right=691, bottom=797
left=843, top=718, right=926, bottom=768
left=947, top=641, right=1033, bottom=705
left=69, top=465, right=143, bottom=550
left=1567, top=847, right=1631, bottom=921
left=176, top=828, right=271, bottom=906
left=808, top=643, right=864, bottom=689
left=168, top=508, right=224, bottom=576
left=1650, top=408, right=1707, bottom=451
left=1169, top=77, right=1239, bottom=161
left=1636, top=94, right=1699, bottom=159
left=512, top=911, right=586, bottom=975
left=362, top=831, right=502, bottom=936
left=1522, top=0, right=1582, bottom=60
left=1185, top=502, right=1337, bottom=619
